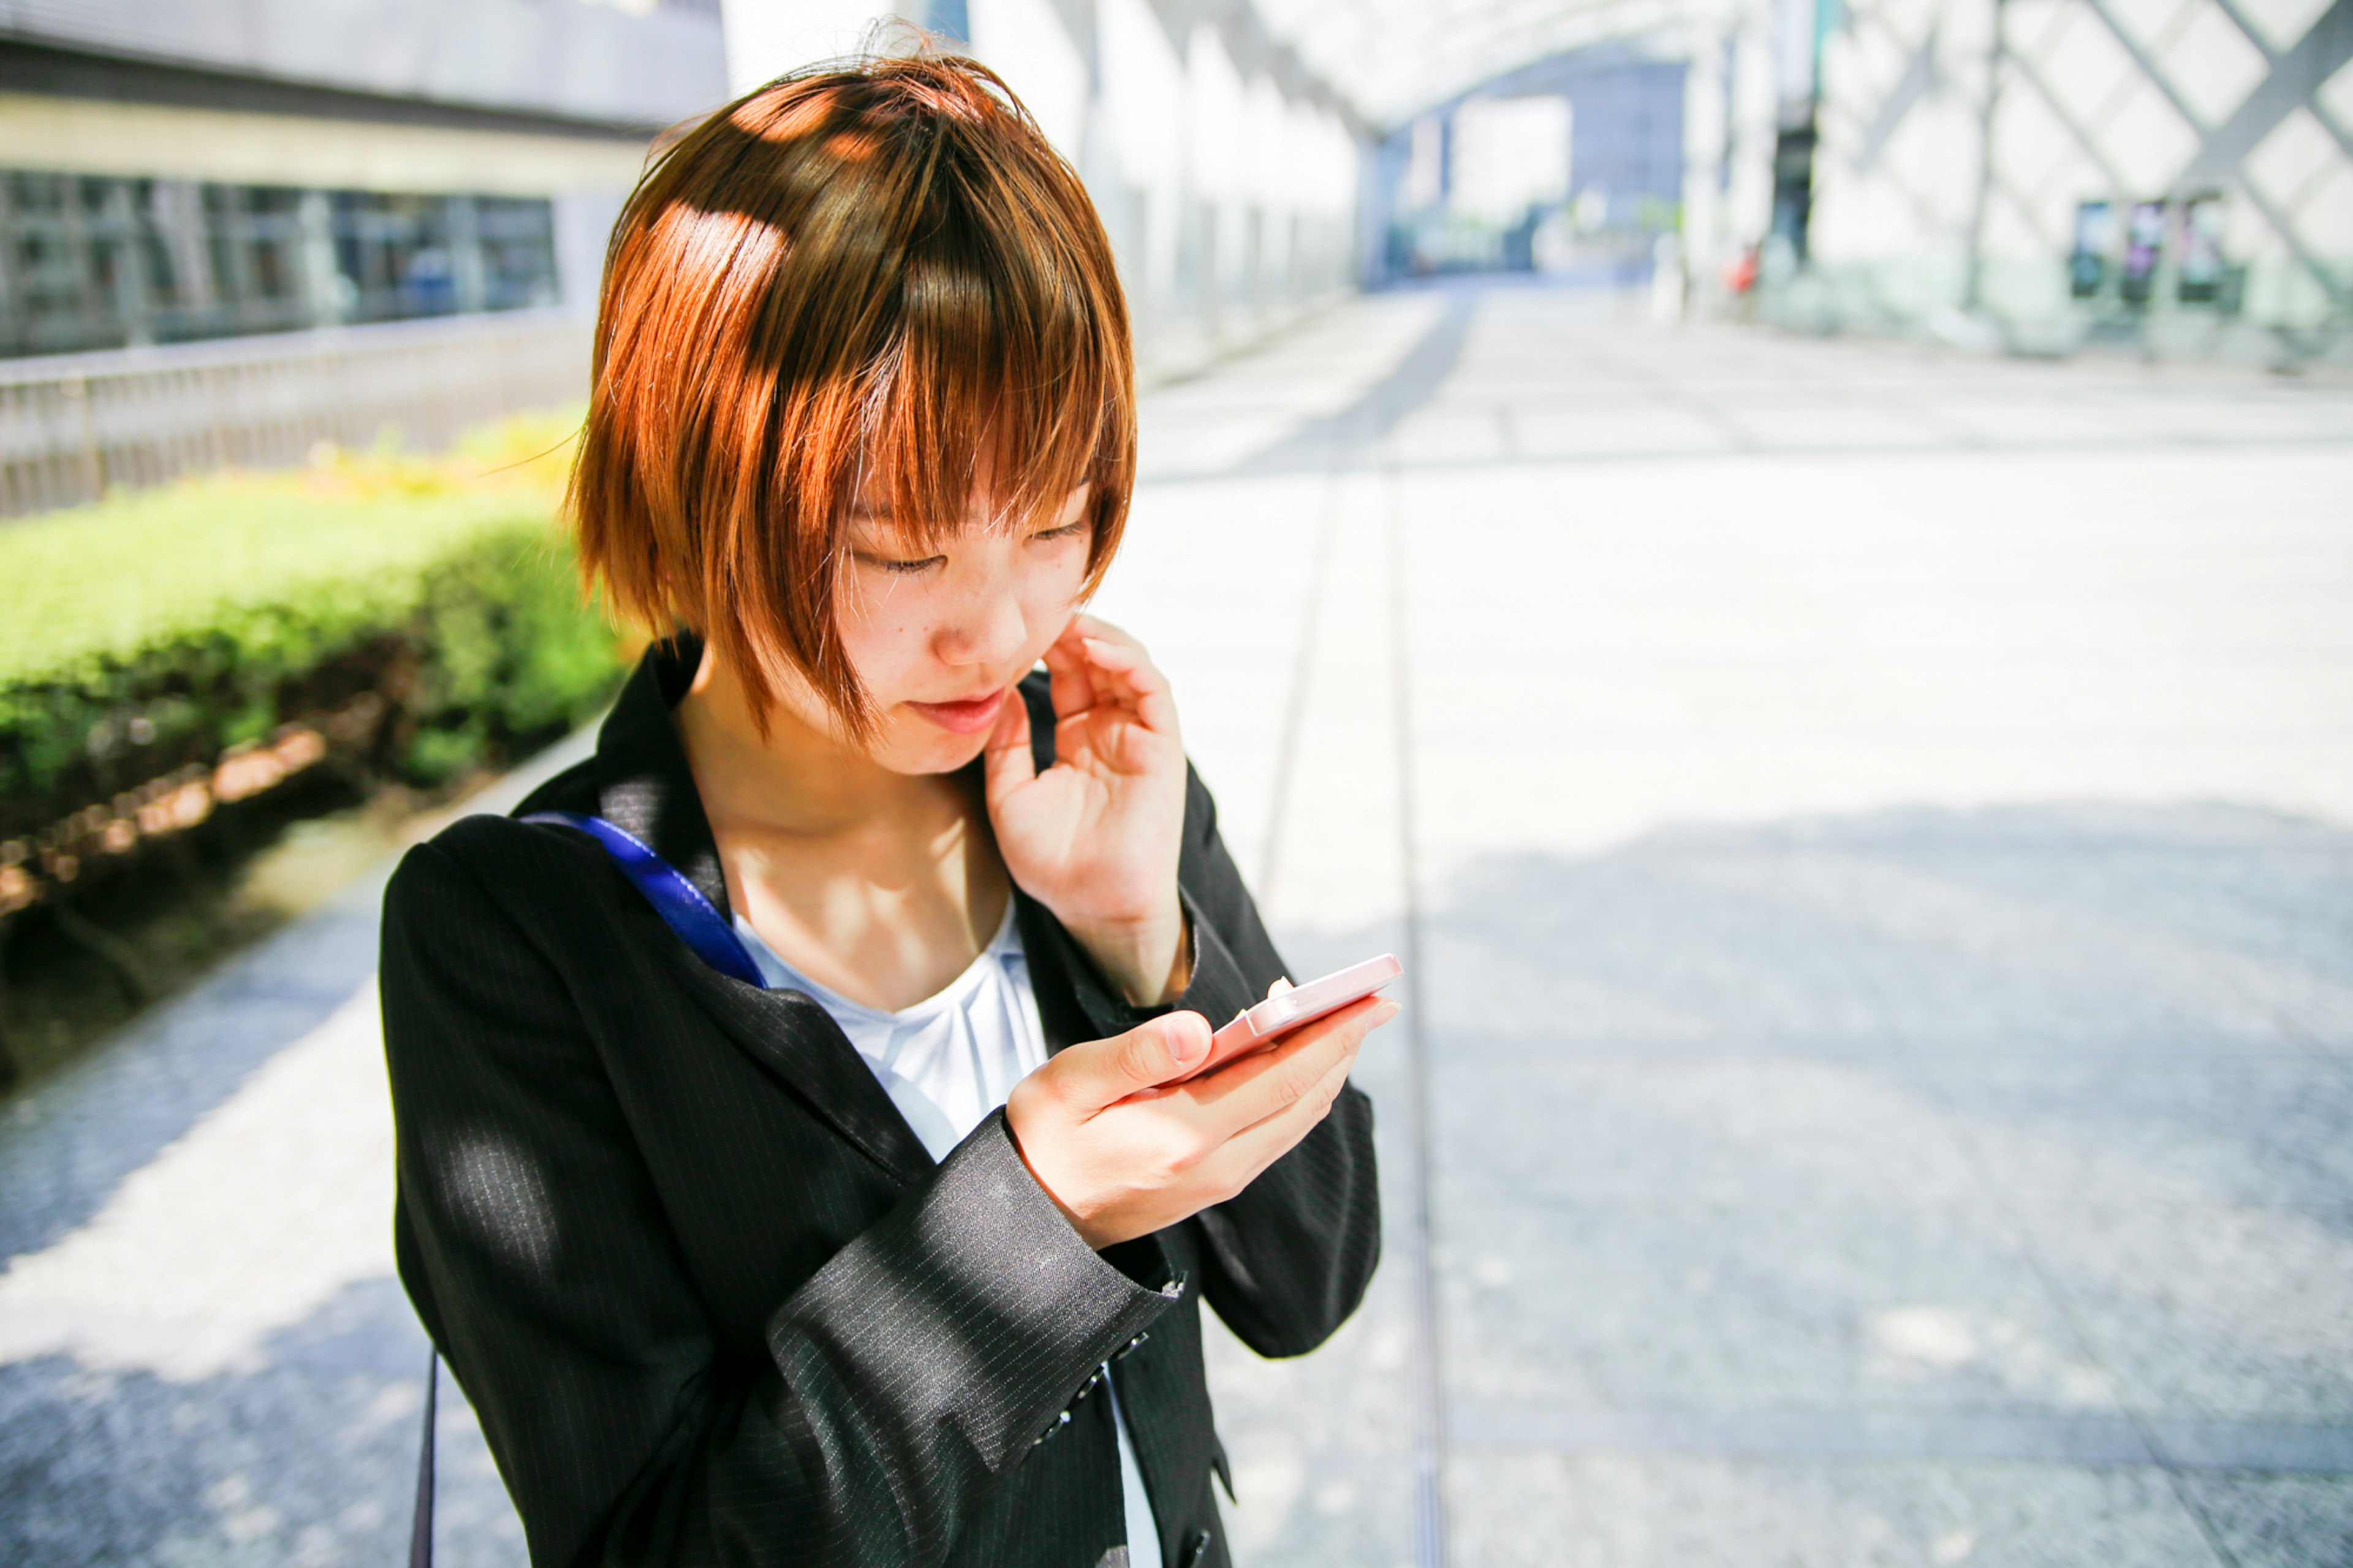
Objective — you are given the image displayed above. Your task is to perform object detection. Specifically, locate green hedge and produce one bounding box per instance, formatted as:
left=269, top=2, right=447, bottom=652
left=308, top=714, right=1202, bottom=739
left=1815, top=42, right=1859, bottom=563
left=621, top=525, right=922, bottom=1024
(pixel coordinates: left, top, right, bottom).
left=1, top=417, right=626, bottom=844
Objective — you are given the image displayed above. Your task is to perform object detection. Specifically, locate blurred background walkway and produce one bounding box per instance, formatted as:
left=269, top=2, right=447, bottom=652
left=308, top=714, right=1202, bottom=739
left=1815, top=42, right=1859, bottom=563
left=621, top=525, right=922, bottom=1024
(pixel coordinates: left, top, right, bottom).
left=8, top=0, right=2353, bottom=1563
left=6, top=282, right=2351, bottom=1566
left=1107, top=282, right=2353, bottom=1567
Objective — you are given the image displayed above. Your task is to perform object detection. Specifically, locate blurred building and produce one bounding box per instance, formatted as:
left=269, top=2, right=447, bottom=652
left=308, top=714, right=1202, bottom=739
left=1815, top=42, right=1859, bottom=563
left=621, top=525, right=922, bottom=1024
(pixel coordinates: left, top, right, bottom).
left=1333, top=0, right=2349, bottom=360
left=10, top=0, right=2342, bottom=518
left=1374, top=51, right=1683, bottom=281
left=0, top=0, right=727, bottom=511
left=1795, top=0, right=2353, bottom=357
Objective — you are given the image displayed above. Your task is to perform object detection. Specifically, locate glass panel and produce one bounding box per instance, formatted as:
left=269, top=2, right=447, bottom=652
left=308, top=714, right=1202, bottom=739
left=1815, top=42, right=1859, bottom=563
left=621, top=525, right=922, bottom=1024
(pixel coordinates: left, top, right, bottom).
left=1, top=173, right=561, bottom=355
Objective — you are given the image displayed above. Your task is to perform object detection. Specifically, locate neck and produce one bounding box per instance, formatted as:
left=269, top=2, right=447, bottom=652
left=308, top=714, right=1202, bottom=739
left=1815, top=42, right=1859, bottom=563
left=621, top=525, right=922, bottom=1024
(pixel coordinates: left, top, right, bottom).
left=674, top=643, right=936, bottom=840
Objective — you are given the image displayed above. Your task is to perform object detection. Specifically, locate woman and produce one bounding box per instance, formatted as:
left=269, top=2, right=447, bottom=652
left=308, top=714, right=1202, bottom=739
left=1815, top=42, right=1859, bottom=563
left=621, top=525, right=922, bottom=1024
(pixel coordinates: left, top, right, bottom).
left=381, top=51, right=1387, bottom=1568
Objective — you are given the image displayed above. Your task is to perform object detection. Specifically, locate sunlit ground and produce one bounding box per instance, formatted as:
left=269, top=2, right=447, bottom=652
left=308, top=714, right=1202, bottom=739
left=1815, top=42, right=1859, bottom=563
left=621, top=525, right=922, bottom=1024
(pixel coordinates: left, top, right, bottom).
left=5, top=281, right=2351, bottom=1566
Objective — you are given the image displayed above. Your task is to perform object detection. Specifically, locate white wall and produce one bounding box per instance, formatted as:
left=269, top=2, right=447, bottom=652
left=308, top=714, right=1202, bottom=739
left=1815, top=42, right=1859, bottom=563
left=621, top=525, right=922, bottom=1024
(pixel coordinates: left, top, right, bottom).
left=4, top=0, right=727, bottom=129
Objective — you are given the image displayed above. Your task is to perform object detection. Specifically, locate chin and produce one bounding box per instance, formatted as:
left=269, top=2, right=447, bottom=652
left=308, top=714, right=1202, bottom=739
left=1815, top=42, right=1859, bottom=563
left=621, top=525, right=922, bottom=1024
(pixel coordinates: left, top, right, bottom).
left=879, top=722, right=995, bottom=777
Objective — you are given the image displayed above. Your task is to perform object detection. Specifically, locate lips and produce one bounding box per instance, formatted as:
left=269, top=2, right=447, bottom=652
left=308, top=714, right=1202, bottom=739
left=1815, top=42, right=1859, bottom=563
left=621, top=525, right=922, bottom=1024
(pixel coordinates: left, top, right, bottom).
left=905, top=689, right=1008, bottom=735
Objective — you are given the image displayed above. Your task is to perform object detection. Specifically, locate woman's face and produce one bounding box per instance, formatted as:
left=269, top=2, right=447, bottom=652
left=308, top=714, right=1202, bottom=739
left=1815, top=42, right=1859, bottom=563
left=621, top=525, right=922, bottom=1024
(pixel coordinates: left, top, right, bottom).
left=822, top=473, right=1095, bottom=775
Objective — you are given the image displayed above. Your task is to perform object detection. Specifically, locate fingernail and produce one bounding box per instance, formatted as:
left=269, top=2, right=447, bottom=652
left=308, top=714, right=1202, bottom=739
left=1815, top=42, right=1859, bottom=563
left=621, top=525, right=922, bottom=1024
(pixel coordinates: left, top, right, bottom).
left=1166, top=1015, right=1208, bottom=1066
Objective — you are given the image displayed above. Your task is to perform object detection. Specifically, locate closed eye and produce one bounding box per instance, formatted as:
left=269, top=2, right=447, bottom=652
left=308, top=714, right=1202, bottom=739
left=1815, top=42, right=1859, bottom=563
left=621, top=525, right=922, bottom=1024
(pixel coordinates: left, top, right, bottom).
left=855, top=550, right=945, bottom=576
left=1029, top=521, right=1087, bottom=544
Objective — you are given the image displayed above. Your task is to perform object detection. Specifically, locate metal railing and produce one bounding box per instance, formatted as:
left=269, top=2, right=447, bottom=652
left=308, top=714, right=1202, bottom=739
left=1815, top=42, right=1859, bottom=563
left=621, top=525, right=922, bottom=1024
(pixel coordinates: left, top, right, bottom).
left=0, top=310, right=593, bottom=517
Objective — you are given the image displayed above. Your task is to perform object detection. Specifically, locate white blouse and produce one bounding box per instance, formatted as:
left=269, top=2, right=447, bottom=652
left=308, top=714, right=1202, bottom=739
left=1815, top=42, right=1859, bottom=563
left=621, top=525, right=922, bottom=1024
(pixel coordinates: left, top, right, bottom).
left=732, top=901, right=1164, bottom=1568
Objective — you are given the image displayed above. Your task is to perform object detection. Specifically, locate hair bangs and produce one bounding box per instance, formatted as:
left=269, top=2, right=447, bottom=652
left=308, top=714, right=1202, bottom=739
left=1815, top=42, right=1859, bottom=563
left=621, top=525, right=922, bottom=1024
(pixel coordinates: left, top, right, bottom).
left=865, top=195, right=1122, bottom=558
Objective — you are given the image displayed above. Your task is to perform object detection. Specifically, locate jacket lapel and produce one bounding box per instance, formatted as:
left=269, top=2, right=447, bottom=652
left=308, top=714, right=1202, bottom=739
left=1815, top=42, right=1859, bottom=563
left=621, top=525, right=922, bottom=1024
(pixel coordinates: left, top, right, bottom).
left=669, top=942, right=938, bottom=1184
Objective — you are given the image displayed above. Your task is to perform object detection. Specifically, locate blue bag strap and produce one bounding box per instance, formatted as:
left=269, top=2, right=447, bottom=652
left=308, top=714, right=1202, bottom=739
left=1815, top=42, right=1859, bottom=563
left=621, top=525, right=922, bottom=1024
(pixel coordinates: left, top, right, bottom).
left=522, top=811, right=766, bottom=988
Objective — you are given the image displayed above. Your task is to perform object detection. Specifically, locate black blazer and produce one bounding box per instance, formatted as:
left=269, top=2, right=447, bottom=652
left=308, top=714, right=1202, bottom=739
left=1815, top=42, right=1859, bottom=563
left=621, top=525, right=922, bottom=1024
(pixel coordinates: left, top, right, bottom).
left=381, top=635, right=1380, bottom=1568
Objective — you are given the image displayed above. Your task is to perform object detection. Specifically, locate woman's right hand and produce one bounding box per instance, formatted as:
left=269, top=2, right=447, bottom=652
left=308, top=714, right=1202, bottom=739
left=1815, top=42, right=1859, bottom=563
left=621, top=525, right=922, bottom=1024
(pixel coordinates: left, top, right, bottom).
left=1003, top=993, right=1396, bottom=1250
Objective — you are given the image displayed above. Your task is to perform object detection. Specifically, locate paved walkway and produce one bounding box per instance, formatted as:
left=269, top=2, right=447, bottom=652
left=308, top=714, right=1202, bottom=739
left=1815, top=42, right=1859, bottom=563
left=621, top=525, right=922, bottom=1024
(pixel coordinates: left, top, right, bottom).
left=6, top=282, right=2352, bottom=1566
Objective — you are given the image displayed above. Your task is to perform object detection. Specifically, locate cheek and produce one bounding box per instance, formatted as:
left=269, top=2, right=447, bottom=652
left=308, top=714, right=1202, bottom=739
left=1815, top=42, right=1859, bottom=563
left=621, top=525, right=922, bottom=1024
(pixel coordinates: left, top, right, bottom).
left=1018, top=545, right=1092, bottom=638
left=835, top=578, right=933, bottom=699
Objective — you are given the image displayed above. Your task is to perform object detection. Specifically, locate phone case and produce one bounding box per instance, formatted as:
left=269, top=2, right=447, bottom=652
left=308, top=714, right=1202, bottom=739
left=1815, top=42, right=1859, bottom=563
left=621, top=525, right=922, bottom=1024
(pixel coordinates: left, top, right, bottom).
left=1208, top=953, right=1403, bottom=1056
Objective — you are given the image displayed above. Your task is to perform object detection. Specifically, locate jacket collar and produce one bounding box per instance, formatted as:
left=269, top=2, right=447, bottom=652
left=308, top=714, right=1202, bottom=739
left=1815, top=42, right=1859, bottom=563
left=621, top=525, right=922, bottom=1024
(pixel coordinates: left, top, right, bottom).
left=589, top=632, right=736, bottom=922
left=558, top=634, right=934, bottom=1181
left=550, top=634, right=1067, bottom=1186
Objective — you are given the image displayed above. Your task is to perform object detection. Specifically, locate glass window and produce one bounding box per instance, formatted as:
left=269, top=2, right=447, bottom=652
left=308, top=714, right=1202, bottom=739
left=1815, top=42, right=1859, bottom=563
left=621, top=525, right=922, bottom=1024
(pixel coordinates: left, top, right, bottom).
left=475, top=197, right=561, bottom=311
left=1, top=172, right=563, bottom=357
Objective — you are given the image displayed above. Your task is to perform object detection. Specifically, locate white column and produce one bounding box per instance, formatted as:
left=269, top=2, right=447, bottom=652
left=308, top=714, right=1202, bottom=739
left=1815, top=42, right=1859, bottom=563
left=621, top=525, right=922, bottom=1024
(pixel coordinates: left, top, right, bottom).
left=1681, top=25, right=1729, bottom=304
left=966, top=0, right=1092, bottom=161
left=717, top=0, right=907, bottom=96
left=1097, top=0, right=1186, bottom=335
left=1726, top=9, right=1779, bottom=260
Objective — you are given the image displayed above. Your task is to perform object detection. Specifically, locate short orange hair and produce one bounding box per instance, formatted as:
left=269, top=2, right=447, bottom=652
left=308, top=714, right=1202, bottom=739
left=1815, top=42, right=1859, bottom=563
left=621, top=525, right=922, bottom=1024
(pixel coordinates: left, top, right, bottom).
left=570, top=51, right=1136, bottom=737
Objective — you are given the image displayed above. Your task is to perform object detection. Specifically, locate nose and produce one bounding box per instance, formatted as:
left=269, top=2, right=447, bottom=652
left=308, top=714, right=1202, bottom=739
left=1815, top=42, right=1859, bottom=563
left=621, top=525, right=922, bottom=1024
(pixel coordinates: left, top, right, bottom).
left=933, top=572, right=1029, bottom=672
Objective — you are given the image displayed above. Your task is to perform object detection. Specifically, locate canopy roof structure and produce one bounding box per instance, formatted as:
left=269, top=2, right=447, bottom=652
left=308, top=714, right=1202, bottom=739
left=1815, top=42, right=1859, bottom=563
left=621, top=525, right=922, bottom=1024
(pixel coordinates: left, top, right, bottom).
left=1248, top=0, right=1740, bottom=128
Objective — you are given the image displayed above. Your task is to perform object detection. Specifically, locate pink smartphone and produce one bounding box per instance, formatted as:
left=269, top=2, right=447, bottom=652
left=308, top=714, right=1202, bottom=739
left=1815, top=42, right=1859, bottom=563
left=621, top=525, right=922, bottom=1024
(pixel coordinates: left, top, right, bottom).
left=1179, top=953, right=1403, bottom=1081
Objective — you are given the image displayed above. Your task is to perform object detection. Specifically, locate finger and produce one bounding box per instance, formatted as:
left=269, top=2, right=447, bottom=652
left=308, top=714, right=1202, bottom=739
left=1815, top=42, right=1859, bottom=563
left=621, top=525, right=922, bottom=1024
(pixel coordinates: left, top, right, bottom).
left=1070, top=612, right=1147, bottom=661
left=1051, top=1012, right=1213, bottom=1108
left=1067, top=615, right=1148, bottom=711
left=1064, top=639, right=1177, bottom=755
left=1077, top=638, right=1178, bottom=735
left=980, top=685, right=1036, bottom=802
left=1173, top=996, right=1395, bottom=1135
left=1267, top=977, right=1293, bottom=999
left=1041, top=620, right=1097, bottom=721
left=1193, top=1039, right=1363, bottom=1197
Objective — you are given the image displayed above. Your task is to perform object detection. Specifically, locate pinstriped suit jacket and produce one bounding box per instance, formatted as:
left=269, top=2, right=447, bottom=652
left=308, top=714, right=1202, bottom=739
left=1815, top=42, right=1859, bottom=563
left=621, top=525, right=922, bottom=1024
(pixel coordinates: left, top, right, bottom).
left=380, top=635, right=1381, bottom=1568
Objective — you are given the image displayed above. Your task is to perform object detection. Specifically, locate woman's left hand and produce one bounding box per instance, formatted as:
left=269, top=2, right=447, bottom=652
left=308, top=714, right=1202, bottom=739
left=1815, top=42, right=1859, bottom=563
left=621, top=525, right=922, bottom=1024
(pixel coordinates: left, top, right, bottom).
left=984, top=615, right=1189, bottom=1005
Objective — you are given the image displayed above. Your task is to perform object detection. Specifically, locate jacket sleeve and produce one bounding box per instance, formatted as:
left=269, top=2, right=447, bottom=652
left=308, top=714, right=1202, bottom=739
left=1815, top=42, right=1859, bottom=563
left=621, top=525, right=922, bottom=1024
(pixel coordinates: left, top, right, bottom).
left=1033, top=764, right=1383, bottom=1360
left=382, top=839, right=1175, bottom=1568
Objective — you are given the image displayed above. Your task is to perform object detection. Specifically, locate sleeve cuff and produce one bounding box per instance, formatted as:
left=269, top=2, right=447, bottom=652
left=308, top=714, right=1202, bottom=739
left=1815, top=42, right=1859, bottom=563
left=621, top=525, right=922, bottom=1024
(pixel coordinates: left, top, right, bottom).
left=764, top=1109, right=1175, bottom=1468
left=1054, top=887, right=1262, bottom=1040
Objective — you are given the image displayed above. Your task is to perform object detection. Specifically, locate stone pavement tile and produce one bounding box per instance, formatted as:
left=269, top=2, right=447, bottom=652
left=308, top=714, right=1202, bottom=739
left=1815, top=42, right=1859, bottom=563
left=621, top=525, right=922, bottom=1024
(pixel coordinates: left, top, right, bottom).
left=2147, top=1420, right=2353, bottom=1473
left=1754, top=812, right=2353, bottom=1050
left=1804, top=811, right=2353, bottom=1000
left=0, top=896, right=382, bottom=1263
left=1205, top=1287, right=1415, bottom=1568
left=1203, top=1226, right=1415, bottom=1466
left=1214, top=1449, right=1414, bottom=1568
left=1715, top=397, right=1956, bottom=452
left=1931, top=395, right=2189, bottom=450
left=1430, top=1051, right=1986, bottom=1208
left=1414, top=850, right=1906, bottom=1053
left=2129, top=393, right=2353, bottom=445
left=2015, top=1198, right=2353, bottom=1421
left=2177, top=1474, right=2353, bottom=1568
left=1650, top=842, right=2319, bottom=1058
left=1446, top=1452, right=2220, bottom=1568
left=1387, top=401, right=1509, bottom=465
left=1400, top=808, right=2344, bottom=1066
left=1931, top=1056, right=2353, bottom=1210
left=1431, top=1192, right=2116, bottom=1413
left=0, top=1279, right=521, bottom=1568
left=1506, top=403, right=1740, bottom=460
